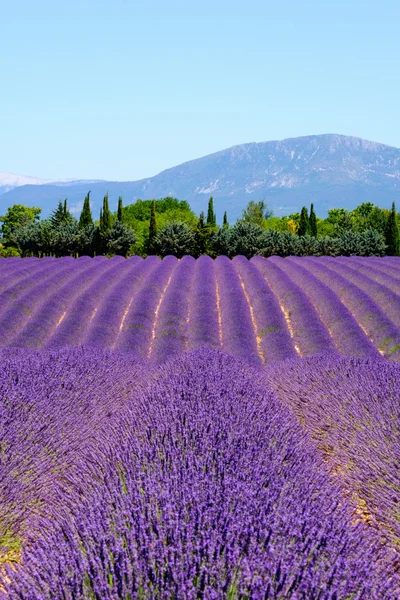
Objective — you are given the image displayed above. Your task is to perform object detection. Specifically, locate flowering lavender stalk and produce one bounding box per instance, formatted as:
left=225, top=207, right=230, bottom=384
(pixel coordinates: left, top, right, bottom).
left=186, top=255, right=221, bottom=351
left=0, top=258, right=62, bottom=321
left=301, top=257, right=400, bottom=359
left=150, top=255, right=195, bottom=364
left=267, top=353, right=400, bottom=548
left=214, top=256, right=262, bottom=365
left=342, top=256, right=400, bottom=288
left=0, top=259, right=82, bottom=348
left=10, top=257, right=115, bottom=349
left=1, top=348, right=396, bottom=598
left=278, top=257, right=380, bottom=358
left=116, top=256, right=178, bottom=357
left=46, top=257, right=135, bottom=348
left=323, top=257, right=400, bottom=333
left=253, top=256, right=336, bottom=357
left=84, top=256, right=158, bottom=349
left=233, top=256, right=297, bottom=363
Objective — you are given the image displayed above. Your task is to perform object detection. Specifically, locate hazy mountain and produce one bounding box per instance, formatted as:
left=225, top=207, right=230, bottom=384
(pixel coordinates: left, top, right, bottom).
left=1, top=134, right=400, bottom=221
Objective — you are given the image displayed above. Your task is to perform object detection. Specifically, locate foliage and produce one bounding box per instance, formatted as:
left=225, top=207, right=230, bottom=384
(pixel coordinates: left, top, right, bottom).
left=154, top=221, right=195, bottom=258
left=146, top=199, right=157, bottom=255
left=298, top=206, right=310, bottom=236
left=0, top=245, right=20, bottom=257
left=117, top=196, right=124, bottom=222
left=385, top=201, right=399, bottom=256
left=241, top=199, right=273, bottom=226
left=104, top=221, right=136, bottom=256
left=79, top=192, right=93, bottom=228
left=0, top=204, right=42, bottom=243
left=50, top=199, right=75, bottom=228
left=309, top=203, right=317, bottom=237
left=206, top=196, right=216, bottom=226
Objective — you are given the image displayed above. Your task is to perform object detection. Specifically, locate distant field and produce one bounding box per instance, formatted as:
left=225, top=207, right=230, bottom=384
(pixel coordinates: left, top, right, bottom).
left=0, top=255, right=400, bottom=361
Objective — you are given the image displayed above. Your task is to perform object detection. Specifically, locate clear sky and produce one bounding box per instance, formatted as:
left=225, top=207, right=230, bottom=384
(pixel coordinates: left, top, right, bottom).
left=1, top=0, right=399, bottom=181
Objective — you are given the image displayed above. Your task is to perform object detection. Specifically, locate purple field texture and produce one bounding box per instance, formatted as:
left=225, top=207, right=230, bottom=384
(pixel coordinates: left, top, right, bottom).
left=0, top=256, right=400, bottom=599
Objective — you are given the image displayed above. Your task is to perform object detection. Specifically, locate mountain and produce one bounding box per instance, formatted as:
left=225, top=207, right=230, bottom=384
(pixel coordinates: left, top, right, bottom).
left=1, top=134, right=400, bottom=221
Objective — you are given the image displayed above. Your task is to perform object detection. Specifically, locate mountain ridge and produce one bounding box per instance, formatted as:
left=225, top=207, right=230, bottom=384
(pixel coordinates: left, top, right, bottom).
left=1, top=134, right=400, bottom=221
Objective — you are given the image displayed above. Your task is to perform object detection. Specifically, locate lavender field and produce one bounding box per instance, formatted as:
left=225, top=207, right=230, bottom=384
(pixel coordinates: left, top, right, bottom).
left=1, top=256, right=400, bottom=599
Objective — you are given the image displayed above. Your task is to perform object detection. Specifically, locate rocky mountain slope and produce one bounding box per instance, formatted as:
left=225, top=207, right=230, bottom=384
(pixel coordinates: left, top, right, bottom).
left=1, top=134, right=400, bottom=221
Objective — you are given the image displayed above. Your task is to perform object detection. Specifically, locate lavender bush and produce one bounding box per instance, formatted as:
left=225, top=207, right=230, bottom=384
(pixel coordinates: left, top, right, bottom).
left=1, top=348, right=397, bottom=598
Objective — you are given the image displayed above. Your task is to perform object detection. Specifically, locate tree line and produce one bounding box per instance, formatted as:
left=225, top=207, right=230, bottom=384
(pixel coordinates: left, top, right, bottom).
left=0, top=194, right=399, bottom=258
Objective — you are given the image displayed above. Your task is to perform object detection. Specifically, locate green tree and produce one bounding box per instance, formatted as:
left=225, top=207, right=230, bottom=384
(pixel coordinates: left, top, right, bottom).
left=298, top=206, right=310, bottom=236
left=385, top=202, right=399, bottom=256
left=50, top=199, right=74, bottom=227
left=309, top=203, right=317, bottom=237
left=79, top=191, right=93, bottom=228
left=117, top=196, right=124, bottom=222
left=206, top=196, right=216, bottom=226
left=146, top=199, right=157, bottom=254
left=241, top=200, right=272, bottom=227
left=154, top=222, right=195, bottom=258
left=223, top=211, right=228, bottom=228
left=0, top=204, right=41, bottom=243
left=227, top=221, right=266, bottom=258
left=105, top=221, right=136, bottom=256
left=100, top=193, right=112, bottom=233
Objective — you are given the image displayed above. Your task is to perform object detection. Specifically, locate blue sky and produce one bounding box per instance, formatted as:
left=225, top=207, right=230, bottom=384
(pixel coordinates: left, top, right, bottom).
left=1, top=0, right=399, bottom=181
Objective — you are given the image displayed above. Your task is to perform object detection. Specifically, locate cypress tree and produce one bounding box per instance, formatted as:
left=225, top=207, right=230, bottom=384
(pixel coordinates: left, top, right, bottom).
left=147, top=199, right=157, bottom=254
left=207, top=196, right=216, bottom=226
left=101, top=193, right=112, bottom=232
left=298, top=206, right=310, bottom=236
left=386, top=201, right=400, bottom=256
left=223, top=211, right=228, bottom=228
left=309, top=203, right=317, bottom=237
left=117, top=196, right=124, bottom=222
left=79, top=191, right=93, bottom=228
left=50, top=200, right=65, bottom=227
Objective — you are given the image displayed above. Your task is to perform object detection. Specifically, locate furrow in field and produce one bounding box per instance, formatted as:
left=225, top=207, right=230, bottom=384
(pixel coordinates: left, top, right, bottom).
left=334, top=256, right=400, bottom=296
left=367, top=256, right=400, bottom=277
left=149, top=256, right=196, bottom=364
left=115, top=256, right=178, bottom=357
left=46, top=257, right=141, bottom=348
left=233, top=256, right=296, bottom=363
left=214, top=256, right=262, bottom=366
left=252, top=257, right=336, bottom=357
left=0, top=258, right=46, bottom=295
left=276, top=257, right=381, bottom=358
left=315, top=257, right=400, bottom=358
left=297, top=257, right=400, bottom=359
left=0, top=259, right=82, bottom=348
left=83, top=257, right=157, bottom=349
left=0, top=259, right=64, bottom=321
left=11, top=257, right=114, bottom=348
left=186, top=255, right=221, bottom=351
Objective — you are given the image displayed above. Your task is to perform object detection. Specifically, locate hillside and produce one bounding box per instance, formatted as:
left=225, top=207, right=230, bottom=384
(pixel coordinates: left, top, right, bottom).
left=1, top=134, right=400, bottom=220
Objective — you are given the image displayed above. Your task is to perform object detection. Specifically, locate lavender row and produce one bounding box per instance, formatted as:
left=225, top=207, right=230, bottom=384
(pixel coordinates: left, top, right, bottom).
left=252, top=256, right=336, bottom=357
left=233, top=256, right=297, bottom=363
left=84, top=256, right=156, bottom=349
left=149, top=255, right=195, bottom=363
left=267, top=354, right=400, bottom=548
left=214, top=256, right=261, bottom=365
left=185, top=255, right=221, bottom=350
left=1, top=347, right=395, bottom=598
left=115, top=256, right=178, bottom=356
left=278, top=257, right=380, bottom=358
left=0, top=259, right=85, bottom=348
left=46, top=257, right=141, bottom=348
left=322, top=257, right=400, bottom=333
left=11, top=258, right=116, bottom=349
left=302, top=257, right=400, bottom=359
